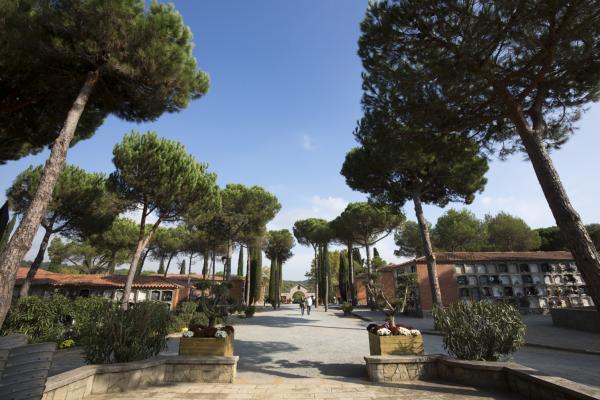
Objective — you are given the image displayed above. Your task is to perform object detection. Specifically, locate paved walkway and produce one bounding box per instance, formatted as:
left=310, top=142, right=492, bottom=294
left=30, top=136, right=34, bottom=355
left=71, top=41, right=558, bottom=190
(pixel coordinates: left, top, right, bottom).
left=51, top=304, right=600, bottom=398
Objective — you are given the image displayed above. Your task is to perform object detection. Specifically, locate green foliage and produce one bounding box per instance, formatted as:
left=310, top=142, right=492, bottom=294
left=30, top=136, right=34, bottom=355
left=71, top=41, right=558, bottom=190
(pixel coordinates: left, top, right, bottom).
left=111, top=131, right=218, bottom=223
left=433, top=302, right=526, bottom=361
left=157, top=258, right=165, bottom=274
left=0, top=0, right=209, bottom=163
left=7, top=164, right=120, bottom=240
left=80, top=301, right=170, bottom=364
left=484, top=212, right=541, bottom=251
left=168, top=301, right=208, bottom=333
left=394, top=221, right=427, bottom=257
left=178, top=301, right=198, bottom=315
left=196, top=280, right=233, bottom=326
left=244, top=305, right=256, bottom=317
left=179, top=259, right=186, bottom=275
left=1, top=295, right=71, bottom=343
left=433, top=209, right=485, bottom=252
left=0, top=214, right=16, bottom=253
left=537, top=225, right=600, bottom=251
left=341, top=302, right=354, bottom=314
left=338, top=250, right=349, bottom=302
left=249, top=245, right=262, bottom=304
left=1, top=295, right=111, bottom=343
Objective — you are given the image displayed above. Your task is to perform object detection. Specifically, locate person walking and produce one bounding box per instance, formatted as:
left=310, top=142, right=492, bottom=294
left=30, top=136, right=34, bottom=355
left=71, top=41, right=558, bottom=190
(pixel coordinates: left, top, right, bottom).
left=306, top=295, right=313, bottom=316
left=300, top=297, right=306, bottom=316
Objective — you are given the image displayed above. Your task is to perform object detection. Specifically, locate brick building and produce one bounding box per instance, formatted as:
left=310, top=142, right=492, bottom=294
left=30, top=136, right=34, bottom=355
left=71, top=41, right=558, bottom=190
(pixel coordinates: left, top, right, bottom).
left=14, top=268, right=244, bottom=311
left=379, top=251, right=594, bottom=316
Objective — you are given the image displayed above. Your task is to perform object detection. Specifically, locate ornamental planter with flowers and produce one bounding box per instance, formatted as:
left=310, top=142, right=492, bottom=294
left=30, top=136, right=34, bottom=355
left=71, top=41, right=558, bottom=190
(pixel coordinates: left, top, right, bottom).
left=367, top=323, right=424, bottom=356
left=179, top=324, right=235, bottom=356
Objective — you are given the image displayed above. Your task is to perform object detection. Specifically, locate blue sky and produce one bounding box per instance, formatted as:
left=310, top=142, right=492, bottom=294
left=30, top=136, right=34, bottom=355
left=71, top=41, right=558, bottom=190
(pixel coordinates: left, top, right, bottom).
left=2, top=1, right=599, bottom=280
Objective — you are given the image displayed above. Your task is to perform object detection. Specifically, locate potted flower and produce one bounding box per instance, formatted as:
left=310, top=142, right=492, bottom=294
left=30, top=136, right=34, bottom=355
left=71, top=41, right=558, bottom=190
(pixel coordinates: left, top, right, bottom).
left=179, top=324, right=235, bottom=356
left=341, top=301, right=353, bottom=316
left=366, top=322, right=423, bottom=355
left=244, top=305, right=255, bottom=318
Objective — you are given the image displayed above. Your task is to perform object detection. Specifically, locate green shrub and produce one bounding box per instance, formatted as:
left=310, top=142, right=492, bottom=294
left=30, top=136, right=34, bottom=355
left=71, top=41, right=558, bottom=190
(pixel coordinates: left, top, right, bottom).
left=1, top=295, right=72, bottom=343
left=69, top=296, right=112, bottom=340
left=178, top=300, right=198, bottom=314
left=168, top=311, right=209, bottom=333
left=80, top=301, right=170, bottom=364
left=244, top=305, right=255, bottom=317
left=433, top=301, right=526, bottom=361
left=341, top=302, right=353, bottom=314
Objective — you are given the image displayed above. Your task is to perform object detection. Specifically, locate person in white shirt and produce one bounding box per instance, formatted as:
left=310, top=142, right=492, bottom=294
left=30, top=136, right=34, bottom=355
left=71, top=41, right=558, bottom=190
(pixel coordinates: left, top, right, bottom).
left=306, top=295, right=313, bottom=315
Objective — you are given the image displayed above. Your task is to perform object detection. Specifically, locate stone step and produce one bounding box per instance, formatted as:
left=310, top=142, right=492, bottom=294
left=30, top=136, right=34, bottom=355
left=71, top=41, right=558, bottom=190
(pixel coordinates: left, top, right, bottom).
left=85, top=381, right=510, bottom=400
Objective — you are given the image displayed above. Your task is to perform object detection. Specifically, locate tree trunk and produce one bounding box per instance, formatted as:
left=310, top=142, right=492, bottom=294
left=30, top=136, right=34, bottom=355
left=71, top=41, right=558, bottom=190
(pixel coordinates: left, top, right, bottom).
left=108, top=250, right=118, bottom=274
left=135, top=247, right=151, bottom=277
left=324, top=262, right=329, bottom=312
left=412, top=191, right=443, bottom=308
left=19, top=227, right=52, bottom=297
left=211, top=249, right=216, bottom=282
left=365, top=243, right=373, bottom=309
left=163, top=253, right=174, bottom=277
left=122, top=210, right=161, bottom=310
left=496, top=85, right=600, bottom=311
left=313, top=246, right=319, bottom=308
left=0, top=70, right=99, bottom=327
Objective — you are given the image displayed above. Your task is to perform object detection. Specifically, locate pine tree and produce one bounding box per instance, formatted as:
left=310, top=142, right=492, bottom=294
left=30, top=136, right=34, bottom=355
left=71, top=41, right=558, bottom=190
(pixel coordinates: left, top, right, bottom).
left=0, top=0, right=210, bottom=326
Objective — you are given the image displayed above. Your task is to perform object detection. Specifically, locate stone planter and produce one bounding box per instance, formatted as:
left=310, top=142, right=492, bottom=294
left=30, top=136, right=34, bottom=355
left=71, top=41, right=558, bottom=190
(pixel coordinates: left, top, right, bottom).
left=368, top=332, right=424, bottom=356
left=179, top=335, right=234, bottom=356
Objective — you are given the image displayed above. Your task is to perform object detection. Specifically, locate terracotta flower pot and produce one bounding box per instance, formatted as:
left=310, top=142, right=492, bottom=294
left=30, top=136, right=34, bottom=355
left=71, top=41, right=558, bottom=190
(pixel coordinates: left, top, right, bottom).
left=368, top=331, right=424, bottom=356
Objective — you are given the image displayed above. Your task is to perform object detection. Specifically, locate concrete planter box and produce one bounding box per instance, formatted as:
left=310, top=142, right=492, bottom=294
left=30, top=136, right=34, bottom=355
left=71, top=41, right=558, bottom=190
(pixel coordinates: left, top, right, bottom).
left=179, top=335, right=234, bottom=356
left=550, top=307, right=600, bottom=333
left=368, top=332, right=424, bottom=356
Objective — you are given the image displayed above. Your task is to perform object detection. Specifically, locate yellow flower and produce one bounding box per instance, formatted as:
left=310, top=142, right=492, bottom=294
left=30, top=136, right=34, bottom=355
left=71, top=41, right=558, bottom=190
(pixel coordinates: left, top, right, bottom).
left=181, top=327, right=189, bottom=333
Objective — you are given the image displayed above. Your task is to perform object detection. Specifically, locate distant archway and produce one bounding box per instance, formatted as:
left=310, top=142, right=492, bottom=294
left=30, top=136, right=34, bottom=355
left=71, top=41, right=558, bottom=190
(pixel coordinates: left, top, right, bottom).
left=281, top=284, right=315, bottom=304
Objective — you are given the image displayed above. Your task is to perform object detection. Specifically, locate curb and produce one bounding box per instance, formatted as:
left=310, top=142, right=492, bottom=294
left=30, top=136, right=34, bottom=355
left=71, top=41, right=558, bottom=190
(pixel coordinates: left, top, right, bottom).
left=350, top=311, right=600, bottom=356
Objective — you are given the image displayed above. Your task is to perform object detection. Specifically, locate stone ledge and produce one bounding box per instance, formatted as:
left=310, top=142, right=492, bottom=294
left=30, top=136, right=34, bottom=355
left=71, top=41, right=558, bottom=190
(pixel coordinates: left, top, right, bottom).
left=43, top=355, right=238, bottom=400
left=365, top=354, right=600, bottom=400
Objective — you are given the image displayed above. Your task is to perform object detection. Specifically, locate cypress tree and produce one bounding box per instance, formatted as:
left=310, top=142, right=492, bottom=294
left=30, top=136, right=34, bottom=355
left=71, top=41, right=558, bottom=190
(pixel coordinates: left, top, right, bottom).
left=179, top=259, right=186, bottom=275
left=157, top=258, right=165, bottom=274
left=249, top=245, right=262, bottom=304
left=338, top=250, right=349, bottom=302
left=202, top=252, right=209, bottom=276
left=269, top=256, right=278, bottom=307
left=237, top=247, right=244, bottom=277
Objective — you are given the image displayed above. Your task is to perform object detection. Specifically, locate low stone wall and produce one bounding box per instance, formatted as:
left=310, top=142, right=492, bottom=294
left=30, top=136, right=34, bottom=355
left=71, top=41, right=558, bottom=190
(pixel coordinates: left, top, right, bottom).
left=365, top=355, right=600, bottom=400
left=551, top=307, right=600, bottom=333
left=43, top=355, right=238, bottom=400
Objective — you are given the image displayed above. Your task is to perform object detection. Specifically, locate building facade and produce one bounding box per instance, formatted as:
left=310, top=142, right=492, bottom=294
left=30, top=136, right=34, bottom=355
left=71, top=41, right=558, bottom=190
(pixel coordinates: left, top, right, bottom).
left=380, top=251, right=594, bottom=315
left=14, top=268, right=244, bottom=310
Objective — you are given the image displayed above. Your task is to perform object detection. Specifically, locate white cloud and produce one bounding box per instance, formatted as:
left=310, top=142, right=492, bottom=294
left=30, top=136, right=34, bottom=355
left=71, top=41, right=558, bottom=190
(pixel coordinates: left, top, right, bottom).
left=301, top=135, right=314, bottom=151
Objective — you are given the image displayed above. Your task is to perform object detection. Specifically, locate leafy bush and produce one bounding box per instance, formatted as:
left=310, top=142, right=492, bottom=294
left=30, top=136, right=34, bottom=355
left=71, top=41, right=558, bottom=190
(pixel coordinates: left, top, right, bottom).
left=168, top=311, right=209, bottom=333
left=1, top=295, right=72, bottom=343
left=341, top=302, right=353, bottom=314
left=1, top=295, right=115, bottom=344
left=433, top=301, right=526, bottom=361
left=244, top=305, right=255, bottom=317
left=80, top=301, right=170, bottom=364
left=178, top=301, right=199, bottom=314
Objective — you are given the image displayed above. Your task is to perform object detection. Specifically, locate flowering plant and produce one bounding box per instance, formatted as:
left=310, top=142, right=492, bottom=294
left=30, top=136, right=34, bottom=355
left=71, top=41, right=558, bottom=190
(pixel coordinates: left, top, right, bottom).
left=214, top=330, right=228, bottom=338
left=183, top=324, right=235, bottom=338
left=367, top=322, right=421, bottom=336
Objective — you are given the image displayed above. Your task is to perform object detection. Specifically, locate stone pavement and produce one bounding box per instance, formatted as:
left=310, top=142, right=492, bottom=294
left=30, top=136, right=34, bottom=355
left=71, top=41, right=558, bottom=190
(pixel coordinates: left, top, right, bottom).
left=85, top=380, right=513, bottom=399
left=351, top=308, right=600, bottom=354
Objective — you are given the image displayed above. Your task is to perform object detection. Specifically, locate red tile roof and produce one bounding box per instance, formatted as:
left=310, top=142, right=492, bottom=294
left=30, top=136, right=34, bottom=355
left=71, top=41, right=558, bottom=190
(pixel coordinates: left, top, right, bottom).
left=16, top=268, right=183, bottom=289
left=381, top=251, right=574, bottom=271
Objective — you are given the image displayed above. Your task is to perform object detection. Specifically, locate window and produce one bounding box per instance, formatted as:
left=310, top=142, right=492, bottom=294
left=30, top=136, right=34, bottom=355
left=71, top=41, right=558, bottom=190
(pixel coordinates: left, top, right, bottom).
left=161, top=291, right=173, bottom=301
left=489, top=275, right=500, bottom=285
left=519, top=263, right=530, bottom=273
left=467, top=276, right=478, bottom=286
left=541, top=263, right=551, bottom=273
left=459, top=288, right=470, bottom=298
left=503, top=287, right=514, bottom=296
left=476, top=265, right=487, bottom=274
left=151, top=291, right=160, bottom=301
left=499, top=275, right=511, bottom=285
left=454, top=265, right=464, bottom=274
left=486, top=264, right=497, bottom=274
left=457, top=276, right=468, bottom=285
left=481, top=287, right=491, bottom=297
left=522, top=275, right=533, bottom=284
left=479, top=275, right=489, bottom=285
left=497, top=264, right=508, bottom=273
